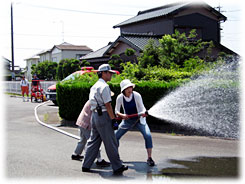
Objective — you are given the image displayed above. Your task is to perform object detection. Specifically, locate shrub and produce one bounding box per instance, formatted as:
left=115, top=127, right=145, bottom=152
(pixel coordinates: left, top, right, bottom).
left=56, top=78, right=181, bottom=121
left=120, top=62, right=192, bottom=82
left=56, top=81, right=94, bottom=121
left=56, top=58, right=81, bottom=80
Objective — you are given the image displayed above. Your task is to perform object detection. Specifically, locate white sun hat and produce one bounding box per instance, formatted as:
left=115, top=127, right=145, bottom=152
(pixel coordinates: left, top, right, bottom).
left=120, top=79, right=135, bottom=92
left=98, top=64, right=116, bottom=73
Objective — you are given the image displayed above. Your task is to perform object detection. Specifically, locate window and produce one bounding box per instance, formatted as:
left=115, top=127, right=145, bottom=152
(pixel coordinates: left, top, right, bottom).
left=52, top=57, right=57, bottom=62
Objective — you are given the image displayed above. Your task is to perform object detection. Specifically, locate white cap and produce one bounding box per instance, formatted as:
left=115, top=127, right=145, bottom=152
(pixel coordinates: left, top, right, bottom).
left=120, top=79, right=135, bottom=92
left=98, top=64, right=116, bottom=73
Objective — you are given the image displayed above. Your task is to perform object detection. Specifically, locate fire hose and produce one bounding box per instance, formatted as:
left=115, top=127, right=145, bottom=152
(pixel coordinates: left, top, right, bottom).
left=112, top=111, right=149, bottom=130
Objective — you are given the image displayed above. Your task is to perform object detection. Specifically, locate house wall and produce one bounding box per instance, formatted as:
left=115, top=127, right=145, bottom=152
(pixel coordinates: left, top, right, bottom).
left=26, top=58, right=39, bottom=80
left=119, top=6, right=221, bottom=43
left=175, top=5, right=219, bottom=21
left=51, top=48, right=62, bottom=62
left=110, top=42, right=131, bottom=55
left=174, top=13, right=219, bottom=42
left=62, top=50, right=91, bottom=60
left=39, top=52, right=51, bottom=62
left=51, top=48, right=91, bottom=62
left=86, top=57, right=110, bottom=69
left=120, top=17, right=174, bottom=35
left=109, top=42, right=140, bottom=64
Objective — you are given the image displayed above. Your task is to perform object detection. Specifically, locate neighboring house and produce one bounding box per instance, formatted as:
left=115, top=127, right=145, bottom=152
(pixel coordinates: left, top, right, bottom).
left=2, top=56, right=12, bottom=80
left=80, top=43, right=112, bottom=69
left=25, top=54, right=40, bottom=80
left=39, top=49, right=52, bottom=62
left=2, top=57, right=24, bottom=81
left=81, top=35, right=160, bottom=68
left=81, top=1, right=237, bottom=68
left=25, top=42, right=93, bottom=80
left=51, top=42, right=92, bottom=63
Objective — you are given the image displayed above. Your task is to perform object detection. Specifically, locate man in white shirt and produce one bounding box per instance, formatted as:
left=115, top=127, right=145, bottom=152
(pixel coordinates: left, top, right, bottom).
left=82, top=64, right=128, bottom=175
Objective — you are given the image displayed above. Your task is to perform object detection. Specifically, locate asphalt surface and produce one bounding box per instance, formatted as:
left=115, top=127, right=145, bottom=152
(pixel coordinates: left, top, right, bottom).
left=5, top=94, right=240, bottom=182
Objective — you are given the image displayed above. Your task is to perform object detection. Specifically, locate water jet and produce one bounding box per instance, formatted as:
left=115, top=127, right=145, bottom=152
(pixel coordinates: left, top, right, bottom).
left=148, top=59, right=240, bottom=139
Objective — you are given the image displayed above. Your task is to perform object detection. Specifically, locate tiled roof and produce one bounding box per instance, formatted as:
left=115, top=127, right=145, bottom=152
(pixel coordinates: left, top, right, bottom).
left=37, top=49, right=52, bottom=55
left=55, top=44, right=92, bottom=51
left=52, top=42, right=92, bottom=51
left=122, top=35, right=159, bottom=50
left=114, top=2, right=190, bottom=28
left=113, top=2, right=226, bottom=28
left=80, top=44, right=112, bottom=60
left=81, top=35, right=159, bottom=61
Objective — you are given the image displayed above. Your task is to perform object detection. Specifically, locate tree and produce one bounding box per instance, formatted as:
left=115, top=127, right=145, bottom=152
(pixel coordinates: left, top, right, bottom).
left=31, top=61, right=57, bottom=80
left=108, top=54, right=123, bottom=72
left=125, top=48, right=136, bottom=57
left=80, top=60, right=90, bottom=67
left=158, top=29, right=213, bottom=68
left=56, top=58, right=81, bottom=80
left=138, top=39, right=160, bottom=68
left=137, top=29, right=213, bottom=69
left=56, top=60, right=65, bottom=80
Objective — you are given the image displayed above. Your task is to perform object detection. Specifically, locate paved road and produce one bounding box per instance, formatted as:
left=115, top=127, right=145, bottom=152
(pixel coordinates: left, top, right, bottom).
left=5, top=95, right=239, bottom=181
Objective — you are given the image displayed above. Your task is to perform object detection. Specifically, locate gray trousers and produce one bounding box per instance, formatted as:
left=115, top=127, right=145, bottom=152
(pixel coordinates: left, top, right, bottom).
left=74, top=127, right=101, bottom=160
left=82, top=111, right=122, bottom=171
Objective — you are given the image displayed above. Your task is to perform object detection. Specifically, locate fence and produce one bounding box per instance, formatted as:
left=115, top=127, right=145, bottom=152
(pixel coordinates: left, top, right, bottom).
left=3, top=81, right=57, bottom=94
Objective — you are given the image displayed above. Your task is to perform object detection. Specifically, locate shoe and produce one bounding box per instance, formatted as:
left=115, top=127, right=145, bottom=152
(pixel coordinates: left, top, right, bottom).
left=147, top=157, right=155, bottom=166
left=82, top=167, right=90, bottom=172
left=71, top=154, right=84, bottom=160
left=113, top=165, right=128, bottom=175
left=96, top=159, right=110, bottom=167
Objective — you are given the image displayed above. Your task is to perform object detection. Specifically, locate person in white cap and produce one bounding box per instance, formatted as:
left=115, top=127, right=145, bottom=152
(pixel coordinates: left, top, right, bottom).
left=82, top=64, right=128, bottom=174
left=115, top=79, right=155, bottom=166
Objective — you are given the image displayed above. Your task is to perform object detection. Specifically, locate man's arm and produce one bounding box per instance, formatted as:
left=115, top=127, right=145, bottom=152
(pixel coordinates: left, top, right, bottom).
left=105, top=102, right=116, bottom=119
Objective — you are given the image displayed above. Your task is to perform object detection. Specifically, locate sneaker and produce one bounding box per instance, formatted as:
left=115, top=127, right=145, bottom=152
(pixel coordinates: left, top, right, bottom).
left=96, top=159, right=110, bottom=167
left=147, top=157, right=155, bottom=166
left=113, top=165, right=128, bottom=175
left=82, top=167, right=90, bottom=172
left=71, top=154, right=84, bottom=160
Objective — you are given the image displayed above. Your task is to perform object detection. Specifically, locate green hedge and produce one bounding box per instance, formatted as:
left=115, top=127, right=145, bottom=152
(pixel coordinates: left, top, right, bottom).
left=57, top=80, right=181, bottom=121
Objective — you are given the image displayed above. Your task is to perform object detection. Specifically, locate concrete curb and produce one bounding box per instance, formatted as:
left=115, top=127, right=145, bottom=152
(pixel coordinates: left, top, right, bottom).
left=34, top=101, right=80, bottom=140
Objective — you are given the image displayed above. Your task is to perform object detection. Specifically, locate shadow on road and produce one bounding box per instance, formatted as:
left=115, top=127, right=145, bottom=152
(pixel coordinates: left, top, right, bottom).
left=87, top=161, right=159, bottom=180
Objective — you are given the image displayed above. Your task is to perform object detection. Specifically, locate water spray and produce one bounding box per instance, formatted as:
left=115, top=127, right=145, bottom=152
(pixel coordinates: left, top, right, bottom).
left=146, top=59, right=240, bottom=139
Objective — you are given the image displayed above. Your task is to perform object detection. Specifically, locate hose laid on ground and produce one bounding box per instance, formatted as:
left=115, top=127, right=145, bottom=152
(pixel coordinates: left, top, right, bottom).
left=34, top=101, right=80, bottom=140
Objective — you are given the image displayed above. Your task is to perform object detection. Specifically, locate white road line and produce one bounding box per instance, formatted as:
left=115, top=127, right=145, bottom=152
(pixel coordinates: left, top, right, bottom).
left=34, top=101, right=80, bottom=140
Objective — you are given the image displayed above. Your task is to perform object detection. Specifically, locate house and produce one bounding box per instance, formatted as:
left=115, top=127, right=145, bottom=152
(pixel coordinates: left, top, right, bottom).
left=25, top=42, right=93, bottom=80
left=39, top=49, right=52, bottom=62
left=2, top=57, right=12, bottom=80
left=2, top=57, right=24, bottom=80
left=51, top=42, right=92, bottom=63
left=81, top=1, right=237, bottom=68
left=25, top=54, right=40, bottom=80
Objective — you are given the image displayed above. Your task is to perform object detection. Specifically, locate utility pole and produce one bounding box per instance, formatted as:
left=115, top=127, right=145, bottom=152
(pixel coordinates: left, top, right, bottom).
left=11, top=2, right=15, bottom=72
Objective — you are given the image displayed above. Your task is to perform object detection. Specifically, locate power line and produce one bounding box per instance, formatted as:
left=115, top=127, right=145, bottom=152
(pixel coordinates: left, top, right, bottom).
left=3, top=46, right=44, bottom=50
left=7, top=32, right=117, bottom=39
left=20, top=2, right=135, bottom=17
left=224, top=9, right=241, bottom=12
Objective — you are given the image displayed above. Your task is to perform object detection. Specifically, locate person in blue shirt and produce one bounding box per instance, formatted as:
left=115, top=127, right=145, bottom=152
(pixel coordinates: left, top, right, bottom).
left=115, top=79, right=155, bottom=166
